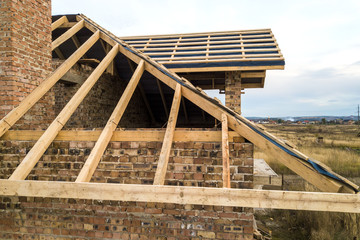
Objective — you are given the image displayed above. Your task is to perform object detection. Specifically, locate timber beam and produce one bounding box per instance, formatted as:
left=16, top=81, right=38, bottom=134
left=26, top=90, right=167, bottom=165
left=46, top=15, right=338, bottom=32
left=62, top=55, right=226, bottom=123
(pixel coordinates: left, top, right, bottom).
left=0, top=180, right=359, bottom=213
left=0, top=129, right=245, bottom=142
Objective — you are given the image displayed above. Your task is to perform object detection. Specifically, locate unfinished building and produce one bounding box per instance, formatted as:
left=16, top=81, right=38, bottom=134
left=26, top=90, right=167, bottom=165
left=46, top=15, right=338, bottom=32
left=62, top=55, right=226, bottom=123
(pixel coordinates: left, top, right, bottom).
left=0, top=0, right=359, bottom=239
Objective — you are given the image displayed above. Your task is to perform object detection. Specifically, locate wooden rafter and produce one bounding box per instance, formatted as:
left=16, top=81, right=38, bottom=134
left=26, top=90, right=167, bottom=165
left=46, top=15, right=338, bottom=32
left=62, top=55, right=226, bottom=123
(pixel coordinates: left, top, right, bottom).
left=0, top=15, right=358, bottom=215
left=181, top=97, right=189, bottom=124
left=157, top=79, right=169, bottom=119
left=54, top=48, right=65, bottom=60
left=9, top=44, right=119, bottom=180
left=1, top=180, right=359, bottom=213
left=153, top=84, right=182, bottom=185
left=76, top=60, right=145, bottom=182
left=52, top=19, right=85, bottom=51
left=222, top=114, right=231, bottom=188
left=100, top=23, right=356, bottom=193
left=0, top=30, right=100, bottom=138
left=51, top=16, right=68, bottom=31
left=127, top=58, right=156, bottom=123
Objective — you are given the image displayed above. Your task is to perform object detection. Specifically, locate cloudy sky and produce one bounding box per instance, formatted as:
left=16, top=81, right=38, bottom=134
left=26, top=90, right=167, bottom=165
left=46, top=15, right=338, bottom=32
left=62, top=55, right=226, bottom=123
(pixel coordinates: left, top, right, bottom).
left=52, top=0, right=360, bottom=117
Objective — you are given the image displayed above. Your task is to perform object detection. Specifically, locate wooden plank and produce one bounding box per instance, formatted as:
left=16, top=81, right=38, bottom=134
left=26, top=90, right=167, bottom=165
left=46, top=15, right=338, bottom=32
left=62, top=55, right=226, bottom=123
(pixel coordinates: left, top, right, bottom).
left=137, top=43, right=277, bottom=52
left=125, top=34, right=272, bottom=44
left=8, top=44, right=119, bottom=181
left=157, top=79, right=169, bottom=119
left=0, top=129, right=244, bottom=142
left=52, top=19, right=85, bottom=50
left=153, top=84, right=182, bottom=185
left=222, top=114, right=231, bottom=188
left=78, top=14, right=357, bottom=193
left=181, top=97, right=188, bottom=124
left=51, top=16, right=68, bottom=31
left=54, top=48, right=65, bottom=60
left=1, top=180, right=359, bottom=213
left=142, top=55, right=356, bottom=194
left=130, top=38, right=276, bottom=48
left=71, top=35, right=88, bottom=59
left=120, top=29, right=272, bottom=40
left=146, top=48, right=278, bottom=56
left=0, top=31, right=100, bottom=138
left=127, top=58, right=156, bottom=123
left=158, top=57, right=284, bottom=65
left=76, top=60, right=145, bottom=183
left=170, top=65, right=285, bottom=73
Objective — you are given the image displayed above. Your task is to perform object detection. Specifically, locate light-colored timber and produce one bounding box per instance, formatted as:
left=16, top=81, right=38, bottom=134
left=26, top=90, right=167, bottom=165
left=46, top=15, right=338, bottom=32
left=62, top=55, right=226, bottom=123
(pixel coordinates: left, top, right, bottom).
left=153, top=84, right=182, bottom=185
left=52, top=19, right=85, bottom=50
left=0, top=180, right=359, bottom=213
left=76, top=60, right=145, bottom=183
left=51, top=16, right=68, bottom=31
left=0, top=129, right=245, bottom=142
left=9, top=44, right=119, bottom=180
left=0, top=31, right=100, bottom=138
left=222, top=113, right=231, bottom=188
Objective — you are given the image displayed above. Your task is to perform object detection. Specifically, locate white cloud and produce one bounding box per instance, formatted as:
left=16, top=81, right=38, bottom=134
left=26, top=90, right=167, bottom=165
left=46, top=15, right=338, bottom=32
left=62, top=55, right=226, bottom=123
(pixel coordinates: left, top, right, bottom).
left=52, top=0, right=360, bottom=117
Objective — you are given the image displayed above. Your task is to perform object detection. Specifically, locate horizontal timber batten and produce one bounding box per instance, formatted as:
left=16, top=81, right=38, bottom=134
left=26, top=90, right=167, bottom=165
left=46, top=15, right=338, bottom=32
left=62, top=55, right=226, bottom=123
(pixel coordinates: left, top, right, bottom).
left=0, top=129, right=245, bottom=142
left=0, top=180, right=359, bottom=213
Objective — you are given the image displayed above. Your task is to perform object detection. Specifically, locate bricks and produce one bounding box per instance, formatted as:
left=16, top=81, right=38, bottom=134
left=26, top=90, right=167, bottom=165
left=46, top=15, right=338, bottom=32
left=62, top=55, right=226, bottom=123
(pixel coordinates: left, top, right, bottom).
left=0, top=134, right=254, bottom=239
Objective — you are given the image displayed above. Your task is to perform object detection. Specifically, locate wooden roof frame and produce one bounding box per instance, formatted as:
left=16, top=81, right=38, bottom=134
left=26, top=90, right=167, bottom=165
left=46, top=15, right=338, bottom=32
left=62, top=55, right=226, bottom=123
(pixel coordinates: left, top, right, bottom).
left=0, top=14, right=359, bottom=213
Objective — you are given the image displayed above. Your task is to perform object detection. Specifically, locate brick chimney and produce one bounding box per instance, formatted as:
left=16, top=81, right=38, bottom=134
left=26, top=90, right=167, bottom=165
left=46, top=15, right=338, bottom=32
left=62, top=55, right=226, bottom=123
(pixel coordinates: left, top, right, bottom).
left=0, top=0, right=53, bottom=127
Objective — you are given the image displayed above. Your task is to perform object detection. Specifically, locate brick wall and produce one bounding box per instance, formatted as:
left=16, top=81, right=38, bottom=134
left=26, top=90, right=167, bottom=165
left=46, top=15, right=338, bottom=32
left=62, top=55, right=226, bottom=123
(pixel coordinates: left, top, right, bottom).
left=225, top=72, right=242, bottom=114
left=51, top=61, right=151, bottom=129
left=0, top=134, right=254, bottom=239
left=0, top=0, right=52, bottom=119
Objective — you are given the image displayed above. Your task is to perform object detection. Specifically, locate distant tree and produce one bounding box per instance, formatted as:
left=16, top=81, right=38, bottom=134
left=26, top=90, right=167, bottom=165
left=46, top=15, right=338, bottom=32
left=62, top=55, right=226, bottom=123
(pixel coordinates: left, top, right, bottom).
left=321, top=118, right=326, bottom=125
left=277, top=119, right=283, bottom=124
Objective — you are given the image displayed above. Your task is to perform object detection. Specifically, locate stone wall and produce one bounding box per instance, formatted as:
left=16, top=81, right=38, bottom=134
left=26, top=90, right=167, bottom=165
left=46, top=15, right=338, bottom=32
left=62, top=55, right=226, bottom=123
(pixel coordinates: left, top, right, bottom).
left=0, top=135, right=254, bottom=239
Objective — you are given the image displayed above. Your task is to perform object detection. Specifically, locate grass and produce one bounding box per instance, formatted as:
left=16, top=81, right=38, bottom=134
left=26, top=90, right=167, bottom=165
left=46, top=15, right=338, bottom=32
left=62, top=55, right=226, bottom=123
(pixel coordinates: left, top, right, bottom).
left=255, top=124, right=360, bottom=177
left=254, top=124, right=360, bottom=239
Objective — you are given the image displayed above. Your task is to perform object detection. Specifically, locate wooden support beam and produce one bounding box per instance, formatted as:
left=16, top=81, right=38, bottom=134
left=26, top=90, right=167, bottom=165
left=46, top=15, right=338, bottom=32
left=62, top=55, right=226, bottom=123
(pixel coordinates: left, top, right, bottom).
left=140, top=54, right=357, bottom=194
left=9, top=44, right=119, bottom=181
left=0, top=31, right=100, bottom=138
left=1, top=180, right=359, bottom=213
left=0, top=129, right=245, bottom=142
left=54, top=48, right=65, bottom=60
left=76, top=60, right=145, bottom=183
left=52, top=19, right=85, bottom=51
left=222, top=113, right=231, bottom=188
left=157, top=79, right=169, bottom=119
left=71, top=35, right=88, bottom=59
left=51, top=16, right=68, bottom=31
left=181, top=97, right=189, bottom=124
left=126, top=58, right=156, bottom=123
left=80, top=14, right=358, bottom=193
left=153, top=84, right=182, bottom=185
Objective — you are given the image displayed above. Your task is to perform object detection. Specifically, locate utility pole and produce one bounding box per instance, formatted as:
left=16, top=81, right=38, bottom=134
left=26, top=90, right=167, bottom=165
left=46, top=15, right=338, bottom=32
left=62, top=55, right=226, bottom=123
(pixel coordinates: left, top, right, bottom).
left=358, top=104, right=359, bottom=130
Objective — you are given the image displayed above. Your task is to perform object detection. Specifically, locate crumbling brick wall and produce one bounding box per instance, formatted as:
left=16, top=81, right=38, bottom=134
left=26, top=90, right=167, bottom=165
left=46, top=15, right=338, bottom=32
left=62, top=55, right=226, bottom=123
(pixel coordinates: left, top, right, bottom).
left=0, top=0, right=52, bottom=122
left=0, top=133, right=254, bottom=239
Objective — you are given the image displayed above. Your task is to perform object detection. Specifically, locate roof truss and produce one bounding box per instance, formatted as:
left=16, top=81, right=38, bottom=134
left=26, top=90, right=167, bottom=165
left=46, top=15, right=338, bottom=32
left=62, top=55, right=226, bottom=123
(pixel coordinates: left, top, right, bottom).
left=0, top=14, right=359, bottom=213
